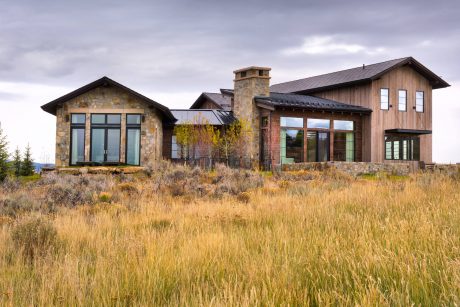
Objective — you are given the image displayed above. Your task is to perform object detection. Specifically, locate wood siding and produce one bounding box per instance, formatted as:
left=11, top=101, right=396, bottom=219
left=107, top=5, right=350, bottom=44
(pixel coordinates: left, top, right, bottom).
left=311, top=65, right=433, bottom=163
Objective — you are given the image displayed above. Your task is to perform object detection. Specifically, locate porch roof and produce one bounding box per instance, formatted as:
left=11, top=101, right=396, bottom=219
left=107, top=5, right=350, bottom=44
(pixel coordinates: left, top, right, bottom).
left=170, top=109, right=236, bottom=125
left=385, top=129, right=432, bottom=135
left=254, top=92, right=372, bottom=114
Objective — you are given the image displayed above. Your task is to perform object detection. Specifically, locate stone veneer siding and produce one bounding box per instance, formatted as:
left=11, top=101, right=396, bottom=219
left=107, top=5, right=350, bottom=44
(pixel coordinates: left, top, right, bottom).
left=55, top=85, right=163, bottom=167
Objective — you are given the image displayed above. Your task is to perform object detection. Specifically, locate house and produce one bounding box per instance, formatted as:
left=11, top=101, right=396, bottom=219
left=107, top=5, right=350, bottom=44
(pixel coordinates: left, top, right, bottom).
left=41, top=57, right=450, bottom=168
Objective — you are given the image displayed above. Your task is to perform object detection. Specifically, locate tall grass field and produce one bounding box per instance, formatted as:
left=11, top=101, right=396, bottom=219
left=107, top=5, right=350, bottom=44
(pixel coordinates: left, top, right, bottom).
left=0, top=164, right=459, bottom=305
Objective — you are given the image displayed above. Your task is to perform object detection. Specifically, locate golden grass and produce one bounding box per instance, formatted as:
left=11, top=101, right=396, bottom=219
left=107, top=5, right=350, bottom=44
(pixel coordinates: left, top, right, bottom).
left=1, top=172, right=460, bottom=305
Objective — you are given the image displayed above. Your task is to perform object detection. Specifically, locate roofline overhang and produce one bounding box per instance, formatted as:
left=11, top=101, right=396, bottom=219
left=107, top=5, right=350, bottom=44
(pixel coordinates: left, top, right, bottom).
left=40, top=76, right=176, bottom=121
left=189, top=93, right=224, bottom=110
left=385, top=129, right=432, bottom=135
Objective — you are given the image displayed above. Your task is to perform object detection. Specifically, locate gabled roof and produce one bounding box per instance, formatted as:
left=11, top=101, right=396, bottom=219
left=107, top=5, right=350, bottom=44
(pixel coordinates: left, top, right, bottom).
left=270, top=57, right=450, bottom=94
left=170, top=109, right=236, bottom=125
left=255, top=92, right=372, bottom=114
left=41, top=76, right=176, bottom=121
left=190, top=92, right=232, bottom=111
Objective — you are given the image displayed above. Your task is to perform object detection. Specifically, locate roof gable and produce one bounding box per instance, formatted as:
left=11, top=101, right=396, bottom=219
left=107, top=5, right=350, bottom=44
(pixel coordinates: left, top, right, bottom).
left=190, top=92, right=232, bottom=111
left=41, top=76, right=175, bottom=121
left=270, top=57, right=450, bottom=94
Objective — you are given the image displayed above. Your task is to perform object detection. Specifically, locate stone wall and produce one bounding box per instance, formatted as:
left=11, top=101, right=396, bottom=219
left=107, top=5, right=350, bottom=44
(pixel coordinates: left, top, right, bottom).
left=55, top=85, right=163, bottom=168
left=280, top=161, right=412, bottom=176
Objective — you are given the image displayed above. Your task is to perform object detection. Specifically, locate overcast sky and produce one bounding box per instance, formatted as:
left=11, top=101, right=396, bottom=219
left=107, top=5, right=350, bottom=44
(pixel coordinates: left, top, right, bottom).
left=0, top=0, right=459, bottom=163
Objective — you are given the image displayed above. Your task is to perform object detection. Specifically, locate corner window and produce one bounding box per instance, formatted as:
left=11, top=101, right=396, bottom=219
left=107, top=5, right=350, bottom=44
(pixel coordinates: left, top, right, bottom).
left=281, top=117, right=303, bottom=128
left=416, top=91, right=424, bottom=113
left=307, top=118, right=330, bottom=129
left=380, top=88, right=389, bottom=110
left=398, top=90, right=407, bottom=111
left=384, top=135, right=420, bottom=161
left=70, top=113, right=86, bottom=165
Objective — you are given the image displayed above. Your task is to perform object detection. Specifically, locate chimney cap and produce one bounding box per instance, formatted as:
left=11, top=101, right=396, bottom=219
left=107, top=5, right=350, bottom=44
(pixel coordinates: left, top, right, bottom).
left=233, top=66, right=271, bottom=74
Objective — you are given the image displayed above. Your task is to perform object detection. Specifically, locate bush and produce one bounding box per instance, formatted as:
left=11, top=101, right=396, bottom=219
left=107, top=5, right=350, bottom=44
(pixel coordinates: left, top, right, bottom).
left=236, top=192, right=251, bottom=203
left=0, top=194, right=44, bottom=217
left=11, top=216, right=58, bottom=261
left=98, top=192, right=112, bottom=203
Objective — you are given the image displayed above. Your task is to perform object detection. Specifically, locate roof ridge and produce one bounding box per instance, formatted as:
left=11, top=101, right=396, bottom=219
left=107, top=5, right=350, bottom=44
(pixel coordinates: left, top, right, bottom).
left=271, top=57, right=410, bottom=87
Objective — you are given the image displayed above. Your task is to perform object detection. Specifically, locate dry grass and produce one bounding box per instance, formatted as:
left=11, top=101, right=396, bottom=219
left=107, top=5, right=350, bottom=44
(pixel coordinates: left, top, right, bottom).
left=0, top=168, right=460, bottom=305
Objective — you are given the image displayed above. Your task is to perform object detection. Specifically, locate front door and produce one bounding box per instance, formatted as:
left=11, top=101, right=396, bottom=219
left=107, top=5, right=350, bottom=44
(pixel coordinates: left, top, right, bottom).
left=91, top=128, right=120, bottom=163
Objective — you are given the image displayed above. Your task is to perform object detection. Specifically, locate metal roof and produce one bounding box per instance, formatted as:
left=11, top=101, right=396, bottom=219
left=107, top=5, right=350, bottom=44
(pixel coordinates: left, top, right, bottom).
left=41, top=76, right=175, bottom=121
left=270, top=57, right=450, bottom=94
left=170, top=109, right=236, bottom=125
left=190, top=92, right=232, bottom=111
left=255, top=92, right=372, bottom=114
left=385, top=129, right=432, bottom=135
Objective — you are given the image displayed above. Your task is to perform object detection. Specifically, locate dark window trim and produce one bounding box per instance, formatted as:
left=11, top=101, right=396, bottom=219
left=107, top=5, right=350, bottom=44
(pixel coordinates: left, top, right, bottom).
left=380, top=88, right=390, bottom=110
left=125, top=114, right=142, bottom=166
left=332, top=131, right=356, bottom=162
left=90, top=113, right=121, bottom=163
left=398, top=89, right=407, bottom=112
left=281, top=128, right=304, bottom=163
left=69, top=113, right=86, bottom=166
left=384, top=135, right=420, bottom=161
left=416, top=90, right=425, bottom=113
left=307, top=131, right=330, bottom=162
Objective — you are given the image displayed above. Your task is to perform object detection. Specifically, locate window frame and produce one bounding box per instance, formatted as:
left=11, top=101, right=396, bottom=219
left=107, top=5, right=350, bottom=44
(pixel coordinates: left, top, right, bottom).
left=69, top=113, right=86, bottom=166
left=89, top=113, right=122, bottom=163
left=380, top=88, right=390, bottom=110
left=125, top=114, right=142, bottom=166
left=384, top=135, right=420, bottom=161
left=416, top=91, right=425, bottom=113
left=398, top=89, right=407, bottom=112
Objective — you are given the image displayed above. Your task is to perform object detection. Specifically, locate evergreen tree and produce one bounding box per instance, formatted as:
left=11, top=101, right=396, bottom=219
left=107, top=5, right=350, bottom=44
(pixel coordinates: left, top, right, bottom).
left=0, top=126, right=9, bottom=182
left=12, top=147, right=21, bottom=177
left=20, top=144, right=35, bottom=176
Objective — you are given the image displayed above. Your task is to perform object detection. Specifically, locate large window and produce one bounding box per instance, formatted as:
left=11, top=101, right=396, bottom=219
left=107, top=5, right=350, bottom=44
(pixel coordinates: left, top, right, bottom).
left=90, top=114, right=121, bottom=163
left=126, top=114, right=141, bottom=165
left=380, top=88, right=389, bottom=110
left=385, top=135, right=420, bottom=161
left=333, top=120, right=354, bottom=162
left=416, top=91, right=424, bottom=113
left=70, top=114, right=85, bottom=165
left=280, top=130, right=303, bottom=164
left=398, top=90, right=407, bottom=111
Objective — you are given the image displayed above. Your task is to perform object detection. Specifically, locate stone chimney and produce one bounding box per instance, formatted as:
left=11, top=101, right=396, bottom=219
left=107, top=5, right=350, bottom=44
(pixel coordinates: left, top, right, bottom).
left=233, top=66, right=271, bottom=163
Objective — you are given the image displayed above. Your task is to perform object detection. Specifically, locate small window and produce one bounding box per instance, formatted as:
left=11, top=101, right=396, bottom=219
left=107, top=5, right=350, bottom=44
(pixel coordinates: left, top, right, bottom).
left=307, top=118, right=330, bottom=129
left=71, top=114, right=86, bottom=124
left=281, top=117, right=303, bottom=128
left=127, top=114, right=141, bottom=125
left=107, top=114, right=121, bottom=124
left=240, top=71, right=247, bottom=78
left=333, top=120, right=353, bottom=131
left=380, top=88, right=389, bottom=110
left=398, top=90, right=407, bottom=111
left=416, top=91, right=424, bottom=113
left=259, top=70, right=264, bottom=76
left=91, top=114, right=106, bottom=124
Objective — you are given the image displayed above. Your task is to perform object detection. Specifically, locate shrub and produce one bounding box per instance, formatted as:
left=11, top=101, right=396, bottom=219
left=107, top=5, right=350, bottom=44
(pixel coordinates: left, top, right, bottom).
left=236, top=191, right=251, bottom=204
left=98, top=192, right=112, bottom=203
left=117, top=182, right=139, bottom=196
left=0, top=194, right=43, bottom=217
left=11, top=216, right=58, bottom=261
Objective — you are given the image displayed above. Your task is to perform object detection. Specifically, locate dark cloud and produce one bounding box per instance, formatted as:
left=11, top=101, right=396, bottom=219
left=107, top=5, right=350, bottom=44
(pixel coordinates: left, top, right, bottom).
left=0, top=0, right=459, bottom=93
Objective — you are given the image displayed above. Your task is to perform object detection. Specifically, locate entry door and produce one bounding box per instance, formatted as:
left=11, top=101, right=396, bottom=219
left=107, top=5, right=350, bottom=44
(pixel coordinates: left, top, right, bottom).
left=91, top=128, right=120, bottom=163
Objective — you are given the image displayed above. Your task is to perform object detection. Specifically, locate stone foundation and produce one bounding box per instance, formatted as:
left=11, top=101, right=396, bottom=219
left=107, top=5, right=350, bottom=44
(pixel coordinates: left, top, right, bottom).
left=280, top=162, right=412, bottom=176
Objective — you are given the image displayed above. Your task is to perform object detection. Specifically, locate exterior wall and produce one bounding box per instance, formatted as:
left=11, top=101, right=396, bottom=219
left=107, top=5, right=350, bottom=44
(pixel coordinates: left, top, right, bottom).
left=233, top=69, right=270, bottom=162
left=312, top=66, right=433, bottom=163
left=311, top=83, right=373, bottom=161
left=268, top=109, right=365, bottom=166
left=370, top=66, right=432, bottom=162
left=55, top=85, right=164, bottom=167
left=194, top=99, right=220, bottom=109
